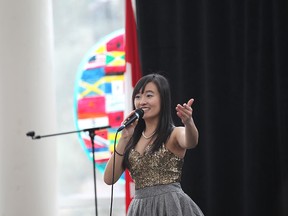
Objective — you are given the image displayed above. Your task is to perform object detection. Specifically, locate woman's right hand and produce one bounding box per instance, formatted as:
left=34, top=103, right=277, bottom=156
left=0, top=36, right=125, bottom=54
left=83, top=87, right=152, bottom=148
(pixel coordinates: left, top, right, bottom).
left=120, top=110, right=139, bottom=139
left=103, top=110, right=139, bottom=185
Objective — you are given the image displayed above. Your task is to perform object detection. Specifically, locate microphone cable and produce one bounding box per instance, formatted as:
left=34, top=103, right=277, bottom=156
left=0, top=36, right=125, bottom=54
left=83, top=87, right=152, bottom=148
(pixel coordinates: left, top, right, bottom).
left=109, top=130, right=120, bottom=216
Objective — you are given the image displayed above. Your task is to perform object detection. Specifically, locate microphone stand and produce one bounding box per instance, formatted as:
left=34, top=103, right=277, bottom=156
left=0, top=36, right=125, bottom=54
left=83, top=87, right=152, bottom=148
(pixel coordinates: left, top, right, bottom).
left=26, top=126, right=110, bottom=216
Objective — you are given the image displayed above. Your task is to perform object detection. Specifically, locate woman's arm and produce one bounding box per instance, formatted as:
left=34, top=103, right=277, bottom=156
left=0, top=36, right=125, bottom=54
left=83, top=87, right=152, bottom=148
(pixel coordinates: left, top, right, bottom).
left=175, top=98, right=199, bottom=149
left=103, top=136, right=129, bottom=185
left=103, top=110, right=137, bottom=185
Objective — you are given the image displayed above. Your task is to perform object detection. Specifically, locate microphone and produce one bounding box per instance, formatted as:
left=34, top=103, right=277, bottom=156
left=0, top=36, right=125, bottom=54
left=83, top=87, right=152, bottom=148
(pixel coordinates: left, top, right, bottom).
left=117, top=108, right=144, bottom=132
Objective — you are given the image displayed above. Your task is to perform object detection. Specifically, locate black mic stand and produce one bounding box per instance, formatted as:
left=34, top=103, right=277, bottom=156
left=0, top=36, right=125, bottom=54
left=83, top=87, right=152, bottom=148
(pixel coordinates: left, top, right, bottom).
left=26, top=126, right=110, bottom=216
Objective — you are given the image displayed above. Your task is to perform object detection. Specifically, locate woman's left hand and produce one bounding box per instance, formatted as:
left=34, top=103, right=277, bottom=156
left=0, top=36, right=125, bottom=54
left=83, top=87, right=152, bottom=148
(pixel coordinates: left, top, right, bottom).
left=176, top=98, right=194, bottom=125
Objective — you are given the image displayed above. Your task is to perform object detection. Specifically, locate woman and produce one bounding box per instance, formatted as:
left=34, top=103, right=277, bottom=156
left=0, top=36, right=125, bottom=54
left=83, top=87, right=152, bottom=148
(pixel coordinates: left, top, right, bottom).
left=104, top=74, right=204, bottom=216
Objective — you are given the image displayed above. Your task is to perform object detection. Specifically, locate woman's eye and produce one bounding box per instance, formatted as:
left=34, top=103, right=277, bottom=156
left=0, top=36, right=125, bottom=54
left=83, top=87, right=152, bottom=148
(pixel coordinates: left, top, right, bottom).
left=147, top=94, right=153, bottom=98
left=135, top=95, right=141, bottom=99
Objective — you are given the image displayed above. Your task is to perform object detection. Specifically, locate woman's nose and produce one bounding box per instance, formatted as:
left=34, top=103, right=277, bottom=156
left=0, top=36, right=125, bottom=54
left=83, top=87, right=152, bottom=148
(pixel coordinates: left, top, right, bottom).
left=140, top=97, right=146, bottom=105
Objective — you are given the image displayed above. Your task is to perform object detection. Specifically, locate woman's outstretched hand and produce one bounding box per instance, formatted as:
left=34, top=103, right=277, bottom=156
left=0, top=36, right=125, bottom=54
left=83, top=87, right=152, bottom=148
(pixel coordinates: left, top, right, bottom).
left=175, top=98, right=198, bottom=149
left=176, top=98, right=194, bottom=125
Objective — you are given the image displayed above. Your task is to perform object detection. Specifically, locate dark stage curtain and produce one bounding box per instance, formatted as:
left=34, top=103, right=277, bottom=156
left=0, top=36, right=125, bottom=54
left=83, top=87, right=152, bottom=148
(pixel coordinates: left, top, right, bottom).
left=135, top=0, right=288, bottom=215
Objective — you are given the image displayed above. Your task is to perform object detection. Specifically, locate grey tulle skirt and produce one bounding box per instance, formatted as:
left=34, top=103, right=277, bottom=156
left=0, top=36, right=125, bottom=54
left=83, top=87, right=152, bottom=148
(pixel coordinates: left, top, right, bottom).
left=127, top=183, right=204, bottom=216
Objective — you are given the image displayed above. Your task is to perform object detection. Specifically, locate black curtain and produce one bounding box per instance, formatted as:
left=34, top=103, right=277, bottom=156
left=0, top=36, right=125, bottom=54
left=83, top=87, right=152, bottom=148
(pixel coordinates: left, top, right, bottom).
left=135, top=0, right=288, bottom=215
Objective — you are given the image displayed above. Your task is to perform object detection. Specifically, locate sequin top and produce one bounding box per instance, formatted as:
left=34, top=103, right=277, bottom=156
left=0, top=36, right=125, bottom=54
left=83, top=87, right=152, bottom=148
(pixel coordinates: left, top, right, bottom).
left=128, top=143, right=184, bottom=190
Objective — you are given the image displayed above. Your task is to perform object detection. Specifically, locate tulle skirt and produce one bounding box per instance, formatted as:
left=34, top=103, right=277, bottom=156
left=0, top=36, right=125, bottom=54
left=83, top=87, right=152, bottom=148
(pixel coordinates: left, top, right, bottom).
left=127, top=183, right=204, bottom=216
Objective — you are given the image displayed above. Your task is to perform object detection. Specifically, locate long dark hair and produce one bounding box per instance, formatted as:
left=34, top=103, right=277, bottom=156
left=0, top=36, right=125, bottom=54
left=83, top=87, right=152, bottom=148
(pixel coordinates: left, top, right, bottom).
left=123, top=73, right=175, bottom=169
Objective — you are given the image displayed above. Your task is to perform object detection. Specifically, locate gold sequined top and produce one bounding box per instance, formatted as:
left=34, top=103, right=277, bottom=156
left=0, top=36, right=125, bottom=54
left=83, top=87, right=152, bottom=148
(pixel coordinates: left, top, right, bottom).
left=128, top=143, right=184, bottom=189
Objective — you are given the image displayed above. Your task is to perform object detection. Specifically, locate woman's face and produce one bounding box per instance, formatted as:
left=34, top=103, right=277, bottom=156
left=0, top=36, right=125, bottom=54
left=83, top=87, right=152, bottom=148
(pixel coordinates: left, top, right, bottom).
left=134, top=82, right=161, bottom=120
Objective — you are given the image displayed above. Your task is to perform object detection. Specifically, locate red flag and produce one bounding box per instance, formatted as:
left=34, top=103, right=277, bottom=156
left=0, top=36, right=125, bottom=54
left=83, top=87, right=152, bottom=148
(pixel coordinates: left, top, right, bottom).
left=124, top=0, right=142, bottom=212
left=125, top=0, right=142, bottom=86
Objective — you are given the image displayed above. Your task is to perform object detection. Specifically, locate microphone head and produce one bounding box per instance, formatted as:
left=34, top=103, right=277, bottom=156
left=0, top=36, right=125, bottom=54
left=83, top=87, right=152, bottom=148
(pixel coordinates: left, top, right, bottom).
left=135, top=108, right=144, bottom=119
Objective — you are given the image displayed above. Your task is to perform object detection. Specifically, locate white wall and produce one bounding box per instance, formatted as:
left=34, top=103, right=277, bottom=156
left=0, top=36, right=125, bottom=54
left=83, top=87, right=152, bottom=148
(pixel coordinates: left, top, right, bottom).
left=0, top=0, right=57, bottom=215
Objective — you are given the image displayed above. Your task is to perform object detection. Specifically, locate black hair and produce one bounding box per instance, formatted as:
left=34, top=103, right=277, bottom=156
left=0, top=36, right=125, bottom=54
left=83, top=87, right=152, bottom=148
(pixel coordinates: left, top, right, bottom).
left=123, top=73, right=175, bottom=169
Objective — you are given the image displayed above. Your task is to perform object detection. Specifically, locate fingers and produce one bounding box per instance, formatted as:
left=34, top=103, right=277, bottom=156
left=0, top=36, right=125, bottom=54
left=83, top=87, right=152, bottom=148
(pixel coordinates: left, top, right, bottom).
left=122, top=110, right=136, bottom=124
left=121, top=109, right=139, bottom=133
left=176, top=98, right=194, bottom=112
left=187, top=98, right=194, bottom=107
left=175, top=98, right=195, bottom=123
